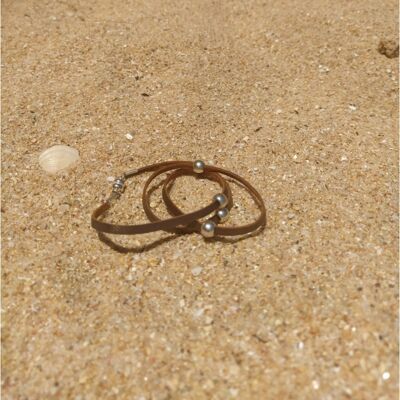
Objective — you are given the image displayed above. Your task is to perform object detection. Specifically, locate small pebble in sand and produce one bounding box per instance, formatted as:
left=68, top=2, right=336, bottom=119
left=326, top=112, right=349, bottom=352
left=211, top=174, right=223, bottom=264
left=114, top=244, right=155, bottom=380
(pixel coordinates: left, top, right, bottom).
left=382, top=371, right=390, bottom=380
left=378, top=40, right=399, bottom=58
left=126, top=273, right=136, bottom=282
left=340, top=155, right=348, bottom=161
left=107, top=176, right=115, bottom=182
left=312, top=380, right=320, bottom=390
left=125, top=133, right=134, bottom=140
left=193, top=308, right=204, bottom=317
left=229, top=388, right=239, bottom=397
left=318, top=64, right=330, bottom=73
left=191, top=266, right=203, bottom=276
left=349, top=104, right=357, bottom=111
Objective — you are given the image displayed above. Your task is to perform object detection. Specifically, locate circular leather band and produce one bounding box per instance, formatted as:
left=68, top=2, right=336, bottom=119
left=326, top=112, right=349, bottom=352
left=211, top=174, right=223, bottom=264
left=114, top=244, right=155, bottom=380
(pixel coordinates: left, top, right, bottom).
left=91, top=160, right=266, bottom=237
left=141, top=168, right=234, bottom=234
left=143, top=164, right=266, bottom=236
left=91, top=161, right=233, bottom=235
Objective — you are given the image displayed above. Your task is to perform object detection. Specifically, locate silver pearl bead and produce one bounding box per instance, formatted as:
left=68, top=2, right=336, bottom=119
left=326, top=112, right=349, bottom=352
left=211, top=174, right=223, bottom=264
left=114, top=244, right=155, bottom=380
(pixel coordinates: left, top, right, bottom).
left=213, top=193, right=228, bottom=209
left=216, top=207, right=229, bottom=223
left=201, top=220, right=216, bottom=238
left=193, top=159, right=205, bottom=174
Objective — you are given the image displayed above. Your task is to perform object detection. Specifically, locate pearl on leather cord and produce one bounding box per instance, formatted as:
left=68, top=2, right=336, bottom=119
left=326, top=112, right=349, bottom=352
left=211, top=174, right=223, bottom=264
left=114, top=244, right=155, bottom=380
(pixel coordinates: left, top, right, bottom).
left=216, top=207, right=229, bottom=222
left=193, top=159, right=205, bottom=174
left=213, top=193, right=228, bottom=209
left=201, top=220, right=216, bottom=238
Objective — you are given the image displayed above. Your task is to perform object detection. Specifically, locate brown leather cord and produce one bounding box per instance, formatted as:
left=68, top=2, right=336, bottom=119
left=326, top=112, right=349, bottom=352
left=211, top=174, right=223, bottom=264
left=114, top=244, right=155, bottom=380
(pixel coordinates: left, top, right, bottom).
left=91, top=161, right=232, bottom=235
left=91, top=160, right=266, bottom=237
left=142, top=169, right=234, bottom=234
left=143, top=164, right=266, bottom=236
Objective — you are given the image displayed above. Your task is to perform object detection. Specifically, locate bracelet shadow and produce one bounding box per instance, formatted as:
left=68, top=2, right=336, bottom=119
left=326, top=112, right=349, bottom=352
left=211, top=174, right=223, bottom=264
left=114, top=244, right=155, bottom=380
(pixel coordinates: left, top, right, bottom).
left=98, top=224, right=265, bottom=253
left=205, top=223, right=266, bottom=244
left=97, top=222, right=265, bottom=253
left=97, top=231, right=179, bottom=253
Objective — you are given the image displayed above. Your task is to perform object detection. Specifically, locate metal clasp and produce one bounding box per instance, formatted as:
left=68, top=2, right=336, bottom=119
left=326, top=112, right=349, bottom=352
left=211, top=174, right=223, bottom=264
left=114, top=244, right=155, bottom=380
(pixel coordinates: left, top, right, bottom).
left=111, top=176, right=125, bottom=194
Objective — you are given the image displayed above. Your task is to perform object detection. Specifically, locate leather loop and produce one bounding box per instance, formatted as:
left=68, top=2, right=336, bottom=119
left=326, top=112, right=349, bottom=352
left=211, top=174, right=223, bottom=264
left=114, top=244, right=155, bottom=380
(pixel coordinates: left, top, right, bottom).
left=91, top=160, right=266, bottom=237
left=143, top=165, right=266, bottom=236
left=142, top=169, right=234, bottom=234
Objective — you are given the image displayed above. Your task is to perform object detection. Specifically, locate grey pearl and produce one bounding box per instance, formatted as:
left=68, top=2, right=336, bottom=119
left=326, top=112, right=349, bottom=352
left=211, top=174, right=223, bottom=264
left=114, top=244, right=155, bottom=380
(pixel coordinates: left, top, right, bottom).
left=201, top=220, right=216, bottom=238
left=193, top=159, right=205, bottom=174
left=216, top=207, right=229, bottom=222
left=213, top=193, right=228, bottom=209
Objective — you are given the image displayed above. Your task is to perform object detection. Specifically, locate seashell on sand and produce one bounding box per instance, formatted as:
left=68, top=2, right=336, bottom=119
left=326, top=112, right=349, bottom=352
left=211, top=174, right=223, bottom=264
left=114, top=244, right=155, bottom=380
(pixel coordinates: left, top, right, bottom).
left=39, top=145, right=80, bottom=174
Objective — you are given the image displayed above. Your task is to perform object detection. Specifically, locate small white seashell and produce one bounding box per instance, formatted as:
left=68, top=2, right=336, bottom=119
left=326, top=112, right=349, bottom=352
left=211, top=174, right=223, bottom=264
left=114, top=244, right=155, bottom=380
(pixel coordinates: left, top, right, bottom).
left=191, top=266, right=203, bottom=276
left=39, top=145, right=80, bottom=174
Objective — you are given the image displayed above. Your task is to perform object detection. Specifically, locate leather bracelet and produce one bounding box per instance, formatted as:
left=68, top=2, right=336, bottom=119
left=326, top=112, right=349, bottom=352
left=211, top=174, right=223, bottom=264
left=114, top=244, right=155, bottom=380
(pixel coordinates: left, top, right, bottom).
left=143, top=162, right=266, bottom=237
left=91, top=161, right=232, bottom=235
left=91, top=160, right=266, bottom=238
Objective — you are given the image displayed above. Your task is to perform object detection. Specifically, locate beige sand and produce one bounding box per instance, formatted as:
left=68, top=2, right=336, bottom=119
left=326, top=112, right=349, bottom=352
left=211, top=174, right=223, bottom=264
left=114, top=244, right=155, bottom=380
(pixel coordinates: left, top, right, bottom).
left=2, top=0, right=398, bottom=399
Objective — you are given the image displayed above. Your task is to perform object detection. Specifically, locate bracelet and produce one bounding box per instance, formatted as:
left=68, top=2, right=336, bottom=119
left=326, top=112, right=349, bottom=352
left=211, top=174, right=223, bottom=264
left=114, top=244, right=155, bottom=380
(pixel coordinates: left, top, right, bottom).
left=91, top=160, right=266, bottom=238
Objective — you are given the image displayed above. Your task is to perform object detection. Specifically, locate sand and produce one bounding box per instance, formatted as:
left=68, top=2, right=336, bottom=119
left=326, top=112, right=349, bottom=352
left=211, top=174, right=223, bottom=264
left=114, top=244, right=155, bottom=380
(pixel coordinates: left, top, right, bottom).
left=1, top=0, right=398, bottom=399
